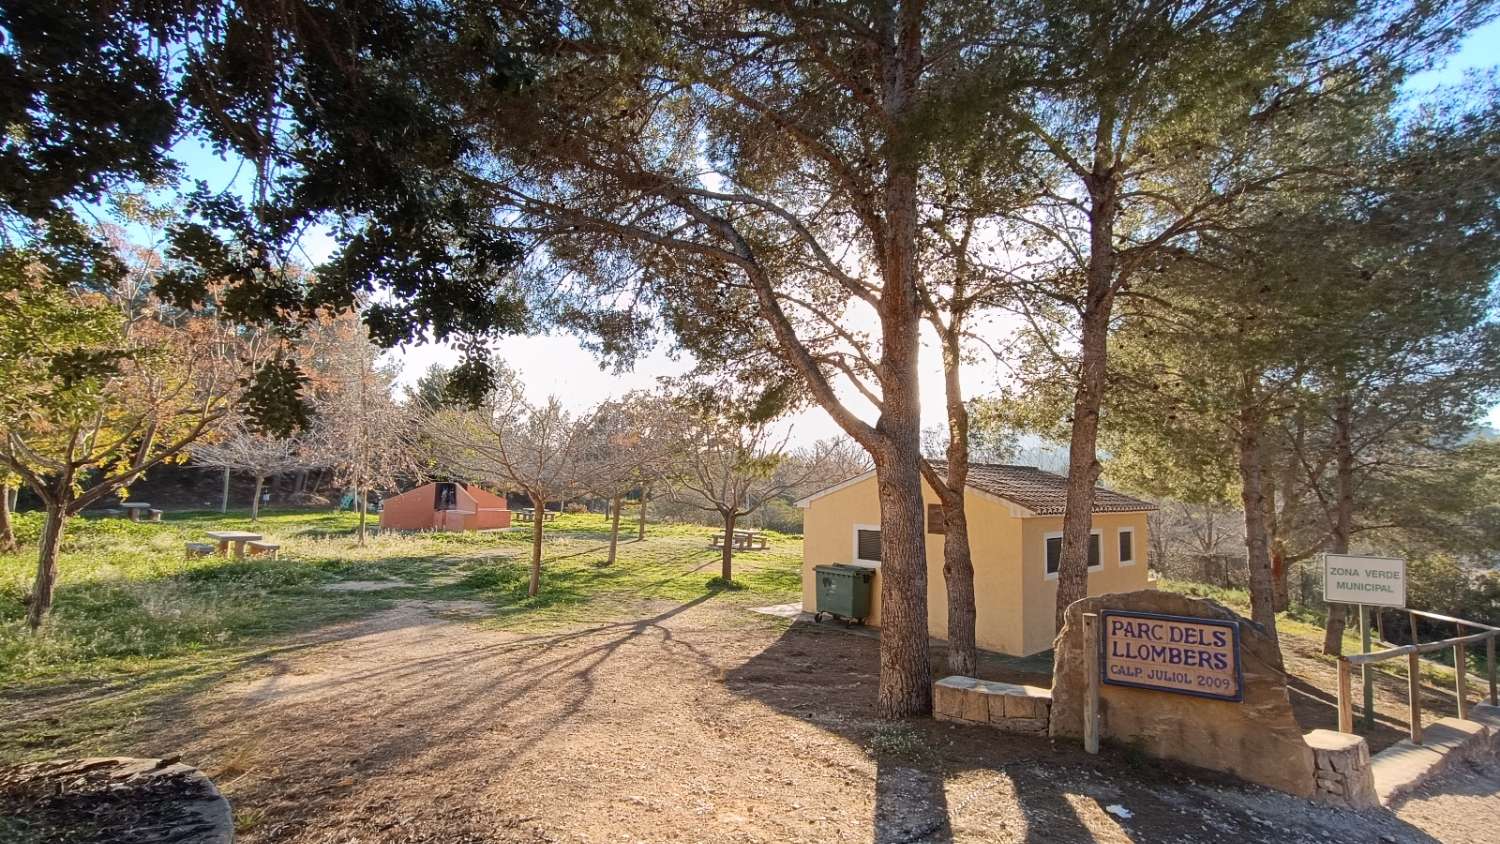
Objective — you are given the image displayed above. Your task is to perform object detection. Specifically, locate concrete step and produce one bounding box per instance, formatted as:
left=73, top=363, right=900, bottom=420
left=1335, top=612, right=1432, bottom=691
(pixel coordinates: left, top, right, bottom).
left=1371, top=717, right=1490, bottom=805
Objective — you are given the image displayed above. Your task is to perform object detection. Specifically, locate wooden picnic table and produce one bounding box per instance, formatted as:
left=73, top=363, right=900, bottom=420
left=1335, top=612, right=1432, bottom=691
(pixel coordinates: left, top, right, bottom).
left=204, top=530, right=263, bottom=559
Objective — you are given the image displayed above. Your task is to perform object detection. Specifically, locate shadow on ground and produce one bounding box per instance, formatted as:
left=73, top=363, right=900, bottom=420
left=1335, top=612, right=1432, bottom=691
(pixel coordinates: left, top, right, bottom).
left=725, top=620, right=1447, bottom=843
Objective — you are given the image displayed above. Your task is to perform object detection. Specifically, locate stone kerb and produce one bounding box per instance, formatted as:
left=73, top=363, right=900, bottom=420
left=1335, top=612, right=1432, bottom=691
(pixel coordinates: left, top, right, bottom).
left=1051, top=590, right=1318, bottom=798
left=933, top=676, right=1052, bottom=735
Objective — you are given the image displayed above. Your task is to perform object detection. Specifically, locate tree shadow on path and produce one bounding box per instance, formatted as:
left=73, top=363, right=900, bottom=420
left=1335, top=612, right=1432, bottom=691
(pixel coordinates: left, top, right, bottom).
left=725, top=620, right=1448, bottom=843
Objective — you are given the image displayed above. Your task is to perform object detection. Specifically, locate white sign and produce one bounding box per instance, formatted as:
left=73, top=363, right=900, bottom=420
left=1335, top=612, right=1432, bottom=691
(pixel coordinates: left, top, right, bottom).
left=1323, top=553, right=1406, bottom=608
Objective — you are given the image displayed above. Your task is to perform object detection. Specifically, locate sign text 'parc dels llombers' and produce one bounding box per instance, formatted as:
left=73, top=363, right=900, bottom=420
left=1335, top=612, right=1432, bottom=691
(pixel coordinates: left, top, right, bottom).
left=1323, top=553, right=1406, bottom=608
left=1100, top=610, right=1243, bottom=702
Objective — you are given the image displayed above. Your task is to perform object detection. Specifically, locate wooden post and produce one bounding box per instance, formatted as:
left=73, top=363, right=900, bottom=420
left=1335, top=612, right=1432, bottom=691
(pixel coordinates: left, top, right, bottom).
left=1083, top=613, right=1100, bottom=755
left=1376, top=609, right=1385, bottom=644
left=1338, top=658, right=1354, bottom=734
left=1408, top=651, right=1423, bottom=744
left=1408, top=611, right=1420, bottom=647
left=1488, top=633, right=1497, bottom=707
left=1360, top=604, right=1374, bottom=730
left=1455, top=642, right=1469, bottom=721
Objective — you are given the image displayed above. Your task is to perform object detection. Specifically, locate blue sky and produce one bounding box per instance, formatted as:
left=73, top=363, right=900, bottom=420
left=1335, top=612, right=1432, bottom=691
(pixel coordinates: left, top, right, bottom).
left=154, top=18, right=1500, bottom=440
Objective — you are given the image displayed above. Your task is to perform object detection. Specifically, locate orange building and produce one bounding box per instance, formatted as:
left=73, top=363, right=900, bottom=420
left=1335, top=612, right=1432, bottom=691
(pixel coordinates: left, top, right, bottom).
left=379, top=481, right=512, bottom=532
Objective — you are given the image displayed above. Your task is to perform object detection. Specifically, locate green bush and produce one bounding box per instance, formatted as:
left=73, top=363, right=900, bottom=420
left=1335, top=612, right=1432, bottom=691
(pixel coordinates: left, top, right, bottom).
left=756, top=499, right=803, bottom=535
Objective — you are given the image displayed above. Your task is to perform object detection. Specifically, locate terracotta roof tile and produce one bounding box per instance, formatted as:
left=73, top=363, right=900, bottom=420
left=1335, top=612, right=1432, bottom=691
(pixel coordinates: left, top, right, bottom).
left=930, top=462, right=1156, bottom=515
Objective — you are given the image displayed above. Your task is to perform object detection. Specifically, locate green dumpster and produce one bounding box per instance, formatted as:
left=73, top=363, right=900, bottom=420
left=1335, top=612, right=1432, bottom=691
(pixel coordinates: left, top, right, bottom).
left=813, top=564, right=874, bottom=625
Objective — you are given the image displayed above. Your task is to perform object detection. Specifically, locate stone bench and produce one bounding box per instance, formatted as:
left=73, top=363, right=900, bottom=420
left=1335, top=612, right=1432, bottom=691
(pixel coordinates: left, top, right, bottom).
left=933, top=676, right=1052, bottom=735
left=184, top=542, right=215, bottom=558
left=148, top=508, right=163, bottom=522
left=246, top=540, right=281, bottom=559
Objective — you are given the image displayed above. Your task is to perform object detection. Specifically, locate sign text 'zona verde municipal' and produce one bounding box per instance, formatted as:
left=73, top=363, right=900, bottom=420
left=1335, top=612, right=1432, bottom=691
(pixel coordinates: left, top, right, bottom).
left=1322, top=553, right=1406, bottom=608
left=1100, top=610, right=1243, bottom=701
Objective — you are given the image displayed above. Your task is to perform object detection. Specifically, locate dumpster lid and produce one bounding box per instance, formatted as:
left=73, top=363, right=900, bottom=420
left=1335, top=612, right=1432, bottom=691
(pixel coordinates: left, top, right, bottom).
left=814, top=563, right=873, bottom=574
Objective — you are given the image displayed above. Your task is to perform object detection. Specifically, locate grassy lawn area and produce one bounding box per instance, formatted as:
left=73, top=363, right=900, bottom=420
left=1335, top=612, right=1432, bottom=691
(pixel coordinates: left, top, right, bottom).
left=0, top=509, right=801, bottom=762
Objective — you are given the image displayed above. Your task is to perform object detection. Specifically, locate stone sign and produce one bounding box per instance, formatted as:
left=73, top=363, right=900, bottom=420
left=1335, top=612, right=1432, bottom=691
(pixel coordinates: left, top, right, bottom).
left=1101, top=610, right=1242, bottom=701
left=1323, top=553, right=1406, bottom=608
left=1052, top=590, right=1317, bottom=798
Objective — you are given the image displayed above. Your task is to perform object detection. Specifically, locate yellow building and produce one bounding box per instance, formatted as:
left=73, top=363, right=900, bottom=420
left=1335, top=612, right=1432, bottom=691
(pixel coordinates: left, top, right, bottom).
left=796, top=463, right=1156, bottom=656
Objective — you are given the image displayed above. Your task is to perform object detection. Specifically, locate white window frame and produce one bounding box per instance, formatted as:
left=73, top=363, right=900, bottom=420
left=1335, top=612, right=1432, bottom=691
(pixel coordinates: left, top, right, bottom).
left=1044, top=533, right=1068, bottom=581
left=1044, top=529, right=1104, bottom=580
left=1118, top=527, right=1137, bottom=566
left=852, top=523, right=882, bottom=567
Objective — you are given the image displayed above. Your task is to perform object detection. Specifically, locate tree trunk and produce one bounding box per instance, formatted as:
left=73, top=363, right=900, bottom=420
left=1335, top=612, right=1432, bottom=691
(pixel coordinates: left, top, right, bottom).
left=1055, top=173, right=1117, bottom=631
left=606, top=494, right=622, bottom=565
left=250, top=474, right=265, bottom=522
left=357, top=487, right=368, bottom=546
left=933, top=316, right=978, bottom=677
left=1322, top=393, right=1356, bottom=655
left=1265, top=481, right=1289, bottom=612
left=719, top=509, right=736, bottom=581
left=637, top=488, right=648, bottom=541
left=941, top=493, right=976, bottom=676
left=528, top=493, right=545, bottom=597
left=1055, top=295, right=1111, bottom=630
left=0, top=482, right=16, bottom=553
left=1237, top=403, right=1279, bottom=644
left=219, top=468, right=230, bottom=514
left=871, top=447, right=934, bottom=718
left=26, top=504, right=67, bottom=631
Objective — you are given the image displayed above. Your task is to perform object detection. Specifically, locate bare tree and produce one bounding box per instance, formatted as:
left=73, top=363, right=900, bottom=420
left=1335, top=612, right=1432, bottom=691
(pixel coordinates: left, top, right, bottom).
left=430, top=382, right=599, bottom=597
left=582, top=392, right=676, bottom=564
left=190, top=423, right=309, bottom=521
left=670, top=412, right=833, bottom=583
left=307, top=323, right=420, bottom=545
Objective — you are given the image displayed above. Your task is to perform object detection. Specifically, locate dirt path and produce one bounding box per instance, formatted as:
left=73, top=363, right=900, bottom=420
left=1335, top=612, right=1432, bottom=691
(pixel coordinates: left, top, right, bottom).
left=125, top=599, right=1496, bottom=843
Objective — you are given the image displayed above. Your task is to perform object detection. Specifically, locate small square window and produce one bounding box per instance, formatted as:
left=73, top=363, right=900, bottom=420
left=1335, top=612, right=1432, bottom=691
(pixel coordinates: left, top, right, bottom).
left=927, top=504, right=946, bottom=535
left=1119, top=528, right=1135, bottom=566
left=1047, top=531, right=1102, bottom=577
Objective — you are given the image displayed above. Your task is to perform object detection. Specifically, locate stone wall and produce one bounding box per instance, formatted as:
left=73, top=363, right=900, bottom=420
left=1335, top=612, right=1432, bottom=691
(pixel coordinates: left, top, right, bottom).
left=1304, top=729, right=1377, bottom=808
left=1050, top=590, right=1318, bottom=798
left=933, top=676, right=1052, bottom=735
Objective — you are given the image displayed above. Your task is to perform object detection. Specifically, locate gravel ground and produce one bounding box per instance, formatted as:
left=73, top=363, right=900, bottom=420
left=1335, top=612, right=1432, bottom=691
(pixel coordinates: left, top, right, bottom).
left=109, top=597, right=1496, bottom=843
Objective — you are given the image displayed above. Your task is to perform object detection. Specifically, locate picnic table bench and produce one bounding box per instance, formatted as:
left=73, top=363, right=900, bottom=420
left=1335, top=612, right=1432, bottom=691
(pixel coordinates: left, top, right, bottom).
left=120, top=503, right=162, bottom=522
left=514, top=508, right=557, bottom=523
left=710, top=529, right=768, bottom=551
left=204, top=530, right=263, bottom=559
left=246, top=540, right=281, bottom=559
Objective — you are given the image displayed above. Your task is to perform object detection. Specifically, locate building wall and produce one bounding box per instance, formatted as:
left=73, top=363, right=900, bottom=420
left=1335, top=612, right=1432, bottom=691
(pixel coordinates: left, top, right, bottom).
left=377, top=482, right=512, bottom=531
left=379, top=483, right=440, bottom=530
left=1017, top=510, right=1152, bottom=655
left=800, top=474, right=1151, bottom=656
left=459, top=485, right=512, bottom=529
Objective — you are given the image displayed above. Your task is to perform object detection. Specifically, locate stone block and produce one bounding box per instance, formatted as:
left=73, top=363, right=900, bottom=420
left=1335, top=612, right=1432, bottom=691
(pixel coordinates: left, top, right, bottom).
left=1373, top=718, right=1489, bottom=805
left=958, top=688, right=990, bottom=723
left=1051, top=591, right=1317, bottom=799
left=934, top=676, right=976, bottom=720
left=1003, top=693, right=1038, bottom=719
left=1003, top=717, right=1049, bottom=734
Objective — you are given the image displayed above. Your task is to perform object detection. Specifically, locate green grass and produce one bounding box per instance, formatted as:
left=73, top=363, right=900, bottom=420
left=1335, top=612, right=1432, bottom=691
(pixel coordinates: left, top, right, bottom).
left=0, top=508, right=801, bottom=761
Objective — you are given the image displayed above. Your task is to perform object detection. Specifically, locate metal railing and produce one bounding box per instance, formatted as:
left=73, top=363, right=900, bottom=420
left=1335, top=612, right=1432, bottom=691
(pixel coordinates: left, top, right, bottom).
left=1336, top=609, right=1499, bottom=742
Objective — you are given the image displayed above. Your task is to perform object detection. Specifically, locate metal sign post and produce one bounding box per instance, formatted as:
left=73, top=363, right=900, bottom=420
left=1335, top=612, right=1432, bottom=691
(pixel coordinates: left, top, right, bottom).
left=1359, top=604, right=1373, bottom=729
